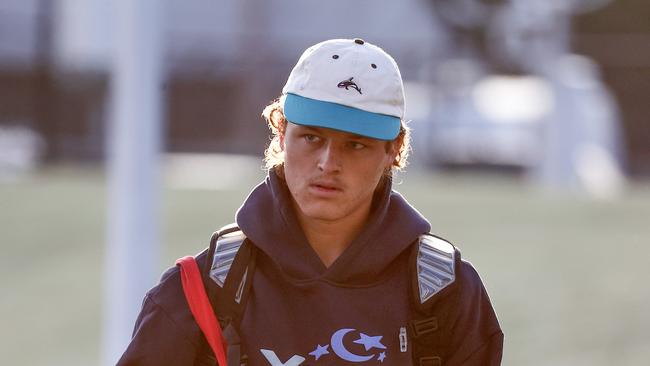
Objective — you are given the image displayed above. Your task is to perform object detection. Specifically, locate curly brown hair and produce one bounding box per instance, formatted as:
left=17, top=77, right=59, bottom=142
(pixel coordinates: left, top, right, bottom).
left=261, top=96, right=411, bottom=173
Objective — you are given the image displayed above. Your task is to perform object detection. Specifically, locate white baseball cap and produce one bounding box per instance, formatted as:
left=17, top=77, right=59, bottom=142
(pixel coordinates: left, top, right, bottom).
left=282, top=38, right=405, bottom=140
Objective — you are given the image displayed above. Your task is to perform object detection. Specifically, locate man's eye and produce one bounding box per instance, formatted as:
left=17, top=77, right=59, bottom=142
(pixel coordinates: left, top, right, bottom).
left=304, top=134, right=320, bottom=143
left=350, top=142, right=366, bottom=150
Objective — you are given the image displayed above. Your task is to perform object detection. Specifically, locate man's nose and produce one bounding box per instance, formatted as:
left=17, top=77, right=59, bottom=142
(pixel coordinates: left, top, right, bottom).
left=317, top=143, right=342, bottom=173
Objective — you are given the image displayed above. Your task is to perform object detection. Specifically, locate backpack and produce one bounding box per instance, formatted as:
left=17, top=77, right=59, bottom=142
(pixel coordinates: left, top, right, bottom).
left=180, top=224, right=462, bottom=366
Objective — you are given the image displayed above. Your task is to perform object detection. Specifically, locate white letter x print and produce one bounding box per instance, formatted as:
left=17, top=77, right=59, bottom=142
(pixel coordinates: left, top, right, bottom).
left=260, top=349, right=305, bottom=366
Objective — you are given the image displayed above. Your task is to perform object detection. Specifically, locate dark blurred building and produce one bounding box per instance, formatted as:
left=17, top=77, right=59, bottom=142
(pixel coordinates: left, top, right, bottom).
left=574, top=0, right=650, bottom=176
left=0, top=0, right=442, bottom=162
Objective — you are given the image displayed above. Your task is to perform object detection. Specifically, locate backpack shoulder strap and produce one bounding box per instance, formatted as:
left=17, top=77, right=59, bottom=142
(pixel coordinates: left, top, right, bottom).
left=207, top=224, right=248, bottom=289
left=408, top=233, right=462, bottom=366
left=203, top=224, right=257, bottom=365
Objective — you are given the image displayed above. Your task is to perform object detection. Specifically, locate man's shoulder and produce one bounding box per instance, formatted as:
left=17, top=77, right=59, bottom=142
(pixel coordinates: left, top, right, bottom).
left=452, top=256, right=501, bottom=331
left=417, top=234, right=487, bottom=291
left=456, top=258, right=491, bottom=297
left=414, top=233, right=496, bottom=305
left=148, top=248, right=210, bottom=305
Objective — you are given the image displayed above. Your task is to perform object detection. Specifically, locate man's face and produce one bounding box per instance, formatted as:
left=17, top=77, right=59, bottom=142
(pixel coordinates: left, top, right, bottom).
left=280, top=122, right=398, bottom=224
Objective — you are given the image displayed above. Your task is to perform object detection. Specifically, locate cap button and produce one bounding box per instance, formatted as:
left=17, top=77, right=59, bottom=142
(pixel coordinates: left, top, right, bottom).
left=354, top=38, right=365, bottom=45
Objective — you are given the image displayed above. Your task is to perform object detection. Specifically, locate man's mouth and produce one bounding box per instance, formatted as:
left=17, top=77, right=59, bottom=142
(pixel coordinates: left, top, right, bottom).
left=309, top=180, right=343, bottom=193
left=312, top=184, right=340, bottom=190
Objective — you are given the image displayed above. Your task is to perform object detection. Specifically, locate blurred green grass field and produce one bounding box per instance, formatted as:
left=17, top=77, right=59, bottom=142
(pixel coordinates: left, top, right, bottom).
left=1, top=164, right=649, bottom=365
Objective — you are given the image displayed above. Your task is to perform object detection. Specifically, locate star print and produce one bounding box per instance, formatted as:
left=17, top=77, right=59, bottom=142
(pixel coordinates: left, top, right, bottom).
left=378, top=352, right=387, bottom=362
left=309, top=344, right=330, bottom=360
left=353, top=333, right=386, bottom=351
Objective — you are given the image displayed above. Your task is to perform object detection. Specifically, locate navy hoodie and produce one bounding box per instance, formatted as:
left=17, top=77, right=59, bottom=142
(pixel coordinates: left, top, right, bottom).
left=118, top=171, right=503, bottom=365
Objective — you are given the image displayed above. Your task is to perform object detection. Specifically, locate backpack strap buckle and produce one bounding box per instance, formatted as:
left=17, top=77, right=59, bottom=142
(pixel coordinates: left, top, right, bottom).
left=410, top=316, right=438, bottom=338
left=419, top=356, right=442, bottom=366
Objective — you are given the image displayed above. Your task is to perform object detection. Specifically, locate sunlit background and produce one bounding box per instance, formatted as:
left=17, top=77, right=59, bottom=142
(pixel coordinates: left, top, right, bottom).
left=1, top=1, right=649, bottom=365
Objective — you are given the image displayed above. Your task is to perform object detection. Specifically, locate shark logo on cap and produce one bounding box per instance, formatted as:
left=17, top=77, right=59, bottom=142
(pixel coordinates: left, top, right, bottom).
left=337, top=77, right=362, bottom=94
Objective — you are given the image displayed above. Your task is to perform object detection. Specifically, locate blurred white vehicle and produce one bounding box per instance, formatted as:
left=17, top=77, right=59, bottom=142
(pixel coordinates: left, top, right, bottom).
left=411, top=60, right=553, bottom=170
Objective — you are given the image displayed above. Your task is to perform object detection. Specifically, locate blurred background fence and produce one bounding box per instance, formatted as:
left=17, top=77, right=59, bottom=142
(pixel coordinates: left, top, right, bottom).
left=1, top=0, right=648, bottom=177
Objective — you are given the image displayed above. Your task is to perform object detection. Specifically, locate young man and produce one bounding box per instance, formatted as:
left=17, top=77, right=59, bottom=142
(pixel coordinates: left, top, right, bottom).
left=119, top=38, right=503, bottom=366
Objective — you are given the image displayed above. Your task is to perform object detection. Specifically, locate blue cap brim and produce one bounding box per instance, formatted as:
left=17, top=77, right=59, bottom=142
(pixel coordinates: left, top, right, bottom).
left=283, top=93, right=400, bottom=140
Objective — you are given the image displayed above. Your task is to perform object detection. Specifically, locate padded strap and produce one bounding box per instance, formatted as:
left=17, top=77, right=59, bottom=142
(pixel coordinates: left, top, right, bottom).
left=176, top=256, right=228, bottom=366
left=223, top=323, right=242, bottom=366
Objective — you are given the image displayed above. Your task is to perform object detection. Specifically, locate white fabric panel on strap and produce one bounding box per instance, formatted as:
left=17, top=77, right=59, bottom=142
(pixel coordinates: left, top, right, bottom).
left=417, top=234, right=456, bottom=303
left=209, top=230, right=246, bottom=287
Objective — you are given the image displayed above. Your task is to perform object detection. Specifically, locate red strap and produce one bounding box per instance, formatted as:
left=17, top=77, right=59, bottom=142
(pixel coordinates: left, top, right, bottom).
left=176, top=256, right=228, bottom=366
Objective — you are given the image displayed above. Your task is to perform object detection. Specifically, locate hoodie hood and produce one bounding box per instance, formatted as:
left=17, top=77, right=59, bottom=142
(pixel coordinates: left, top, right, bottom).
left=236, top=170, right=430, bottom=285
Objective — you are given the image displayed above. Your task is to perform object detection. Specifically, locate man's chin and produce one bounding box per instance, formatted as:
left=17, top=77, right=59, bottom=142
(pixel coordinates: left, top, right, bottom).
left=298, top=204, right=346, bottom=222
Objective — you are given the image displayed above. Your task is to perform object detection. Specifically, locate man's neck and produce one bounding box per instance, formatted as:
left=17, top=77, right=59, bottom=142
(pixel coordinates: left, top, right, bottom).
left=295, top=204, right=372, bottom=268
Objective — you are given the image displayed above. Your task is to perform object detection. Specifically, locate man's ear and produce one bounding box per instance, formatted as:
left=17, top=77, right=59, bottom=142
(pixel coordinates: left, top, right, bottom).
left=388, top=135, right=403, bottom=167
left=279, top=132, right=286, bottom=151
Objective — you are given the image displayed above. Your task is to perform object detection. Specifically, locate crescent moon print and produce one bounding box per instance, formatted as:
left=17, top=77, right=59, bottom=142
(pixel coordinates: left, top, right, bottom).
left=330, top=328, right=374, bottom=362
